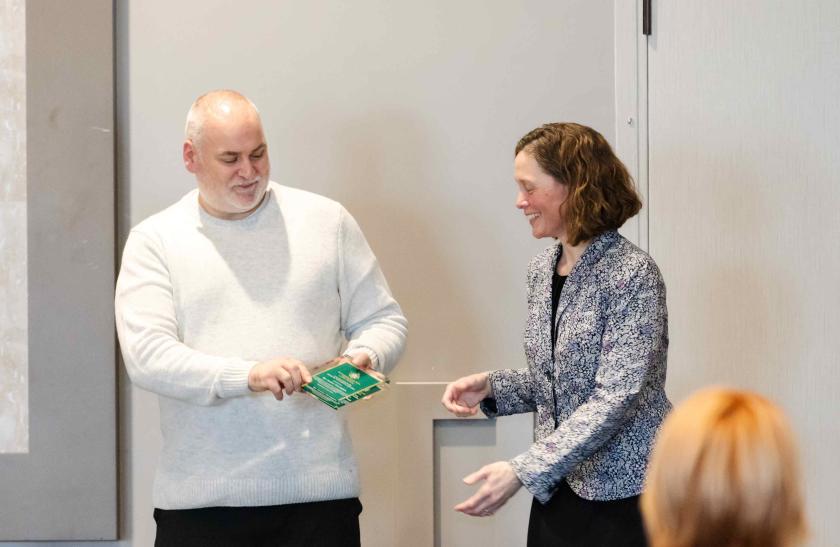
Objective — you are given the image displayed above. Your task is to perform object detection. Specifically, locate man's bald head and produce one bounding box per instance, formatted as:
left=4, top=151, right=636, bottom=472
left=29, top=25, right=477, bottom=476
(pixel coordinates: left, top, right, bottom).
left=184, top=89, right=261, bottom=147
left=182, top=89, right=271, bottom=220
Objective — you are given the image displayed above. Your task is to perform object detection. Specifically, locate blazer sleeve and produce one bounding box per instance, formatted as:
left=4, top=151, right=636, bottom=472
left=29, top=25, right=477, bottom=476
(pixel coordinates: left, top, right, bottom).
left=480, top=368, right=537, bottom=417
left=509, top=260, right=667, bottom=503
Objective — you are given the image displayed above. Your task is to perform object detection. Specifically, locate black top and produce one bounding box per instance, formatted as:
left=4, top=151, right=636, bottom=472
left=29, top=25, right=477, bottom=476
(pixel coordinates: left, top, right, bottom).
left=551, top=270, right=568, bottom=349
left=550, top=260, right=569, bottom=428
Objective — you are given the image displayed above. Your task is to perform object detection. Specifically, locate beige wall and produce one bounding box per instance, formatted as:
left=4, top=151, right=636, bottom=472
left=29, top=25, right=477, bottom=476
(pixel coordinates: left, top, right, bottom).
left=116, top=1, right=615, bottom=545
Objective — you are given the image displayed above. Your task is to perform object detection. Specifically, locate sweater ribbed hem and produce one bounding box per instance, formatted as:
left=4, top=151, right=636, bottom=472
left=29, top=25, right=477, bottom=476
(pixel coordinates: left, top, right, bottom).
left=154, top=471, right=360, bottom=509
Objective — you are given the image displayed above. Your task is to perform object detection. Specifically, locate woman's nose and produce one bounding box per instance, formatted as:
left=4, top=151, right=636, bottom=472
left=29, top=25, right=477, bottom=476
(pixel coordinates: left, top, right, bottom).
left=516, top=192, right=528, bottom=209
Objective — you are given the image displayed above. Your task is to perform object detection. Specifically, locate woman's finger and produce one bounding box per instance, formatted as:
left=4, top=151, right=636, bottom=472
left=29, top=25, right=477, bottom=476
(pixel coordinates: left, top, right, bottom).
left=454, top=489, right=487, bottom=514
left=456, top=400, right=479, bottom=415
left=462, top=466, right=488, bottom=485
left=445, top=401, right=474, bottom=416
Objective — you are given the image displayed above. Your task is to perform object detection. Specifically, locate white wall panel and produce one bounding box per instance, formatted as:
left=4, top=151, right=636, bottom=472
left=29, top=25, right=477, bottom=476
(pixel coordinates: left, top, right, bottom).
left=647, top=2, right=840, bottom=545
left=0, top=0, right=116, bottom=541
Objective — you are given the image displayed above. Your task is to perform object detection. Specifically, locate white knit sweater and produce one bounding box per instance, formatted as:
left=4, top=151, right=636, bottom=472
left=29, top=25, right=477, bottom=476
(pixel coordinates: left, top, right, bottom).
left=115, top=182, right=407, bottom=509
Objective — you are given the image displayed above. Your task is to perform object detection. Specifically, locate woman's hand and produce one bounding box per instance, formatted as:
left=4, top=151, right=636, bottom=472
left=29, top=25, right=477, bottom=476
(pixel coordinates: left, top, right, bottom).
left=441, top=372, right=491, bottom=417
left=454, top=461, right=522, bottom=517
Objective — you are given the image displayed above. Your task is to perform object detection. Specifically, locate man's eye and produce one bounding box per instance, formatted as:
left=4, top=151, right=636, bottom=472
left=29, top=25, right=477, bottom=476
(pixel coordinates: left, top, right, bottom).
left=221, top=157, right=237, bottom=164
left=250, top=152, right=264, bottom=160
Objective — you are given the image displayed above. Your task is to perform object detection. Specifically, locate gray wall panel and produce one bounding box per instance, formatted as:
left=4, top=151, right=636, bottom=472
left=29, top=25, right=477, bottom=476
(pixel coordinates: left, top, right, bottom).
left=0, top=0, right=117, bottom=540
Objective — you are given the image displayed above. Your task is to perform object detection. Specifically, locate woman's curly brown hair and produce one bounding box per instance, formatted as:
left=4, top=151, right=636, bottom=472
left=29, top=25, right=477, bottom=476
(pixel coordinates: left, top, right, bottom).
left=515, top=123, right=641, bottom=245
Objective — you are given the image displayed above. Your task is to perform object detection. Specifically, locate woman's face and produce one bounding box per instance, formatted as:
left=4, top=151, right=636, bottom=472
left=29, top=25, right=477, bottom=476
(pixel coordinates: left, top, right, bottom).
left=514, top=151, right=569, bottom=240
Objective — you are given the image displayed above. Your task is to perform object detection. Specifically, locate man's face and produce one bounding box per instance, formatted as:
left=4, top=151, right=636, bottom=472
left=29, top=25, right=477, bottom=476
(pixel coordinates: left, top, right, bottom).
left=184, top=105, right=270, bottom=220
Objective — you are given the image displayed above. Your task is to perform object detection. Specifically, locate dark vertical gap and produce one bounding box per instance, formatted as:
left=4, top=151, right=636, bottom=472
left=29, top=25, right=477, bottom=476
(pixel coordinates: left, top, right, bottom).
left=433, top=422, right=441, bottom=547
left=644, top=2, right=651, bottom=248
left=110, top=0, right=122, bottom=538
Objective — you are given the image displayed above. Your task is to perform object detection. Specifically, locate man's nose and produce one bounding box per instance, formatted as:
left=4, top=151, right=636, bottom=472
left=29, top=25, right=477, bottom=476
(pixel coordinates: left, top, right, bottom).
left=239, top=159, right=256, bottom=179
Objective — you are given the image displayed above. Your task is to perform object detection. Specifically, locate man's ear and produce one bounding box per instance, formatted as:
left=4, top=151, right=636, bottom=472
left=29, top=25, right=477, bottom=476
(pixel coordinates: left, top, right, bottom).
left=183, top=140, right=198, bottom=173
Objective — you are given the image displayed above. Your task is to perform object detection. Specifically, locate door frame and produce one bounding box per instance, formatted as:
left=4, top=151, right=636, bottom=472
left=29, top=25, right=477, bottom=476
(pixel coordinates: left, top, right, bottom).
left=614, top=0, right=649, bottom=251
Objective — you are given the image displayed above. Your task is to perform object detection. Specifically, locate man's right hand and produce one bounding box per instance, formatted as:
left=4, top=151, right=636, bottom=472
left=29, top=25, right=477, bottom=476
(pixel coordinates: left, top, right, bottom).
left=248, top=358, right=313, bottom=400
left=441, top=372, right=491, bottom=417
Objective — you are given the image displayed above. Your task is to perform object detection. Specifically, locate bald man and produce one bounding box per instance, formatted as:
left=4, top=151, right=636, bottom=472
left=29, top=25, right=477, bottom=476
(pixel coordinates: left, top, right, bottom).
left=115, top=90, right=407, bottom=546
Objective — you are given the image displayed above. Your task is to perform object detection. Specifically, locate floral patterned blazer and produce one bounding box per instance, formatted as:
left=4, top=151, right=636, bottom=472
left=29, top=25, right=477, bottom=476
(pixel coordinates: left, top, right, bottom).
left=481, top=230, right=670, bottom=503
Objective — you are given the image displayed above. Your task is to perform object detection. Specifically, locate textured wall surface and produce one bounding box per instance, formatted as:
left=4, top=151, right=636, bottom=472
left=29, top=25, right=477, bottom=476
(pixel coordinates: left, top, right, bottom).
left=0, top=0, right=28, bottom=454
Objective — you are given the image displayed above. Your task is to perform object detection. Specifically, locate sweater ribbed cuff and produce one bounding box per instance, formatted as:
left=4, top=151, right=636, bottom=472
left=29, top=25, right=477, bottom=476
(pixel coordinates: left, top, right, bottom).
left=344, top=346, right=380, bottom=371
left=218, top=360, right=257, bottom=398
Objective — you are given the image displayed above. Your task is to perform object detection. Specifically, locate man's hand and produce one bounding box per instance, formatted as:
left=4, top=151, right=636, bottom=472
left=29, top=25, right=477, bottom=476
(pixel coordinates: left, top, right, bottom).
left=454, top=461, right=522, bottom=517
left=318, top=352, right=386, bottom=382
left=248, top=358, right=313, bottom=400
left=346, top=352, right=372, bottom=371
left=441, top=372, right=491, bottom=417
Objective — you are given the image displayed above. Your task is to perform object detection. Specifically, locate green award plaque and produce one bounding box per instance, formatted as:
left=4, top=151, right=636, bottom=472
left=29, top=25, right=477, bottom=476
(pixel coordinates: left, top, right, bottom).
left=302, top=361, right=386, bottom=409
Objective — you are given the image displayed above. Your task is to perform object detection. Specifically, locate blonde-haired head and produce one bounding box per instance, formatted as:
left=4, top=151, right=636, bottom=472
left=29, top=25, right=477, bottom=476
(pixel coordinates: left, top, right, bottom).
left=642, top=387, right=807, bottom=547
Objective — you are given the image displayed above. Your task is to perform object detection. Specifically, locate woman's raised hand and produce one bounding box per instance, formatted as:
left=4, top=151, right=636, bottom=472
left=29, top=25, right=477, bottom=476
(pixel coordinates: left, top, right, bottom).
left=441, top=372, right=491, bottom=417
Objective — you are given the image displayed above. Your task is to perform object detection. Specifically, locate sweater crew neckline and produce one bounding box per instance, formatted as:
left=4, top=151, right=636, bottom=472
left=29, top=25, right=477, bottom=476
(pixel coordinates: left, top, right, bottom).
left=194, top=184, right=276, bottom=227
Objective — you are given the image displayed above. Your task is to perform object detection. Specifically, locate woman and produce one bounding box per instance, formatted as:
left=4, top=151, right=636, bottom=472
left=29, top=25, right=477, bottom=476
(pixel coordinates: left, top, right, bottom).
left=642, top=387, right=807, bottom=547
left=441, top=123, right=670, bottom=546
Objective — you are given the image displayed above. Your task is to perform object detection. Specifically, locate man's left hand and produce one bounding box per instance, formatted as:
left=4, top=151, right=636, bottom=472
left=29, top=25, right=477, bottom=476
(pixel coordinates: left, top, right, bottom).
left=454, top=461, right=522, bottom=517
left=346, top=352, right=372, bottom=370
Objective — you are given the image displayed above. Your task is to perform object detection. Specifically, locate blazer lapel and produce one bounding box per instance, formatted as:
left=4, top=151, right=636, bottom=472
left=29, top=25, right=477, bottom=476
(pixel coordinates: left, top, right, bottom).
left=554, top=231, right=620, bottom=326
left=535, top=243, right=561, bottom=371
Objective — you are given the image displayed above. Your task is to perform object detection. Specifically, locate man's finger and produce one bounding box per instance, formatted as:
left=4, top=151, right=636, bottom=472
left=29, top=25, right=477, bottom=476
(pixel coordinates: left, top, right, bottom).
left=366, top=368, right=385, bottom=381
left=286, top=366, right=302, bottom=393
left=265, top=377, right=281, bottom=395
left=275, top=369, right=293, bottom=394
left=300, top=365, right=312, bottom=384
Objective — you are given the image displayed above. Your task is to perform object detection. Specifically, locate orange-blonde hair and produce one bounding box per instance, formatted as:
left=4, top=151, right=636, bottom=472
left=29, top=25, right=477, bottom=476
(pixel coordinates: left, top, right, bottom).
left=515, top=123, right=641, bottom=245
left=642, top=387, right=807, bottom=547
